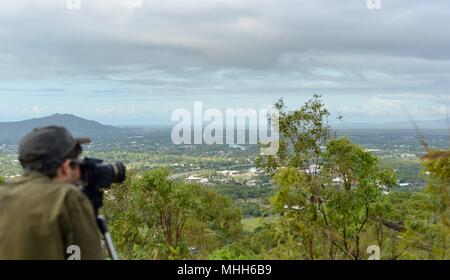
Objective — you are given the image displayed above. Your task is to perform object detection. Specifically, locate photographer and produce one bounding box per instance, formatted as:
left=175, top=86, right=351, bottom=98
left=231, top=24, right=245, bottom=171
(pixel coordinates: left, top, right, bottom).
left=0, top=126, right=104, bottom=260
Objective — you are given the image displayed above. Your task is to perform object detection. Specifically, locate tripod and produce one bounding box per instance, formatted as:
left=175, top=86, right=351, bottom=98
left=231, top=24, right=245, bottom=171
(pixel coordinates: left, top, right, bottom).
left=83, top=185, right=119, bottom=260
left=97, top=215, right=119, bottom=260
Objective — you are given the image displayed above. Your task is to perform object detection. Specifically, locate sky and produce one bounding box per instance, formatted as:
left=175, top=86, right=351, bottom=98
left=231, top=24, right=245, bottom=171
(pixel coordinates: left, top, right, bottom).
left=0, top=0, right=449, bottom=126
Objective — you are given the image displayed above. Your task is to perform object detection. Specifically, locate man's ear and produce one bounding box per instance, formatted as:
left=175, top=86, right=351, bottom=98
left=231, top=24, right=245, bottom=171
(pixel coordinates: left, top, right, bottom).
left=58, top=159, right=72, bottom=177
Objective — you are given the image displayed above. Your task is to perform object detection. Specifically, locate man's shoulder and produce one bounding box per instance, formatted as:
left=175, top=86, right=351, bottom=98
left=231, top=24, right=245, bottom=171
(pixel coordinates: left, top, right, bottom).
left=3, top=172, right=85, bottom=201
left=47, top=179, right=82, bottom=192
left=51, top=181, right=85, bottom=199
left=40, top=180, right=88, bottom=206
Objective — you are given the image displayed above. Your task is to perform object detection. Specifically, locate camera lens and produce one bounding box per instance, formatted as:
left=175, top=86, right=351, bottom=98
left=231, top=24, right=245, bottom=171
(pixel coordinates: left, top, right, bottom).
left=111, top=162, right=126, bottom=183
left=79, top=157, right=126, bottom=189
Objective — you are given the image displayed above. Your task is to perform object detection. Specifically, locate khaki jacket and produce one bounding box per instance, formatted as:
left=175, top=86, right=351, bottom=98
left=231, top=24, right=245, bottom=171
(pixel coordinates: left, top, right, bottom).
left=0, top=171, right=104, bottom=260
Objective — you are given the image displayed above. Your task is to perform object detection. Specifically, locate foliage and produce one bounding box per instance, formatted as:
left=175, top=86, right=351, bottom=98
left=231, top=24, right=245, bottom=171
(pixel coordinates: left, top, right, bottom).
left=257, top=96, right=399, bottom=259
left=103, top=167, right=243, bottom=259
left=99, top=109, right=448, bottom=260
left=414, top=149, right=450, bottom=259
left=256, top=95, right=335, bottom=176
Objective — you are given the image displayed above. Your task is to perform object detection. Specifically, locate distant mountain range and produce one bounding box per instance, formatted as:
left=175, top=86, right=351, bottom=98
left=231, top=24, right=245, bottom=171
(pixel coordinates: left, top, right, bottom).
left=0, top=114, right=124, bottom=138
left=333, top=118, right=449, bottom=130
left=0, top=114, right=447, bottom=140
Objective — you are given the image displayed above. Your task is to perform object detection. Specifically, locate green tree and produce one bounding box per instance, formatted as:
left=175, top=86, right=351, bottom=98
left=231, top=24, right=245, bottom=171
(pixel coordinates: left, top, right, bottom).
left=406, top=149, right=450, bottom=259
left=257, top=96, right=397, bottom=260
left=422, top=150, right=450, bottom=228
left=256, top=95, right=335, bottom=176
left=320, top=137, right=397, bottom=259
left=103, top=167, right=243, bottom=259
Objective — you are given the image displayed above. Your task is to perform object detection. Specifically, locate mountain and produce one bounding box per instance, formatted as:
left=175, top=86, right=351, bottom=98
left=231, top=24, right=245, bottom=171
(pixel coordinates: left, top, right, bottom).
left=0, top=114, right=124, bottom=138
left=333, top=118, right=449, bottom=130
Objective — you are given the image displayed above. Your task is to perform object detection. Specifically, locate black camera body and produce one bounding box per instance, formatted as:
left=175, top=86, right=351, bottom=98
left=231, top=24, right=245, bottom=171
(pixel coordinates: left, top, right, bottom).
left=78, top=157, right=126, bottom=214
left=77, top=157, right=126, bottom=259
left=79, top=157, right=126, bottom=189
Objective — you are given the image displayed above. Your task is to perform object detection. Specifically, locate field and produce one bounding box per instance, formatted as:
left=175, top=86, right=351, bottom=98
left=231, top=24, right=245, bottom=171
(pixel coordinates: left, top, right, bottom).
left=242, top=217, right=277, bottom=232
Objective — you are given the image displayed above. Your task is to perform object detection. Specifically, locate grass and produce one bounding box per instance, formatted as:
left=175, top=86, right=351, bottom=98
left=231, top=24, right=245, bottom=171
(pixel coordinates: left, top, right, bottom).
left=241, top=216, right=276, bottom=232
left=242, top=217, right=261, bottom=232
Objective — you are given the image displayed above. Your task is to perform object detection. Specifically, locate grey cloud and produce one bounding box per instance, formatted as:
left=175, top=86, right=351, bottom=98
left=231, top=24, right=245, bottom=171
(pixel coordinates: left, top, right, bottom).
left=1, top=0, right=449, bottom=70
left=0, top=87, right=65, bottom=92
left=0, top=0, right=449, bottom=102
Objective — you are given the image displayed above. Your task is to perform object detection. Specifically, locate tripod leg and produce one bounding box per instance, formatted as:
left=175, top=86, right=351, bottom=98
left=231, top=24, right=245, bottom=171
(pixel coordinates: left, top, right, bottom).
left=97, top=215, right=119, bottom=260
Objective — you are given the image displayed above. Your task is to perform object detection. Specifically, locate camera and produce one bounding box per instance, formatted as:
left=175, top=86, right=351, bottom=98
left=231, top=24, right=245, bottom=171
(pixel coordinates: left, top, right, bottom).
left=76, top=157, right=126, bottom=260
left=77, top=157, right=126, bottom=217
left=78, top=157, right=126, bottom=189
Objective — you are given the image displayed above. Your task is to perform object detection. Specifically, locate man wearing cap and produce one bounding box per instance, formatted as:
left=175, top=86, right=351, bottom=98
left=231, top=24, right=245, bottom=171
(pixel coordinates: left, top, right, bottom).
left=0, top=126, right=104, bottom=260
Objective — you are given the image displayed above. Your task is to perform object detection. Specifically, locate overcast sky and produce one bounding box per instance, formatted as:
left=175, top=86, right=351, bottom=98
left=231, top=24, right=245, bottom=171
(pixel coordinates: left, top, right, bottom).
left=0, top=0, right=449, bottom=125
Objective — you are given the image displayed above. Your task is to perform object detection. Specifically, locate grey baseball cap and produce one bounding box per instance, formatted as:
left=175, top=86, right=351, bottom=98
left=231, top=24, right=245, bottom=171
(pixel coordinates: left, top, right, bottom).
left=19, top=126, right=90, bottom=167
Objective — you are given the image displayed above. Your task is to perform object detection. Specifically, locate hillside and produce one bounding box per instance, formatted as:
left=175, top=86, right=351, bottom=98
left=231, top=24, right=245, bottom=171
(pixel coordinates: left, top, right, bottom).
left=0, top=114, right=124, bottom=138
